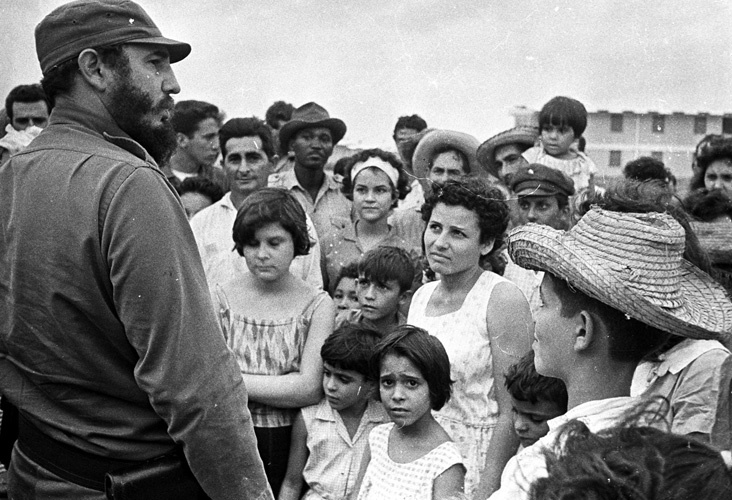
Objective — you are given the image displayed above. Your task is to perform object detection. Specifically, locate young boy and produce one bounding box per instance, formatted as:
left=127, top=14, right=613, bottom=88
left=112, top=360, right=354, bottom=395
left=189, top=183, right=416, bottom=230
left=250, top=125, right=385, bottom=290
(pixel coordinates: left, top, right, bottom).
left=332, top=262, right=360, bottom=312
left=336, top=247, right=415, bottom=334
left=504, top=350, right=567, bottom=450
left=489, top=194, right=732, bottom=499
left=279, top=326, right=388, bottom=500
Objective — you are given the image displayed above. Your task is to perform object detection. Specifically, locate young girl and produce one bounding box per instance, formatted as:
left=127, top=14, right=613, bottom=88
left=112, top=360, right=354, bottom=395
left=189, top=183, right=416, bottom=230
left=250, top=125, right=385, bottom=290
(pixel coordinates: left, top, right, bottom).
left=356, top=325, right=465, bottom=500
left=218, top=188, right=335, bottom=496
left=322, top=148, right=418, bottom=292
left=521, top=96, right=597, bottom=190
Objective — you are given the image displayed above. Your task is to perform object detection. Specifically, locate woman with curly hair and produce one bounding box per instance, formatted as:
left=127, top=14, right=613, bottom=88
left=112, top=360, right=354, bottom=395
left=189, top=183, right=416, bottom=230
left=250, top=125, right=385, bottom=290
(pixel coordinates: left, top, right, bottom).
left=322, top=148, right=419, bottom=292
left=407, top=177, right=533, bottom=497
left=689, top=135, right=732, bottom=194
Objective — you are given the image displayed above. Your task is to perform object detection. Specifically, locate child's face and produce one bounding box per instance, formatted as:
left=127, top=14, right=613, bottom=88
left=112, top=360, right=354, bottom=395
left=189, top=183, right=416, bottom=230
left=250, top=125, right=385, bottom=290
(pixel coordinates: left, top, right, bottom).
left=511, top=397, right=564, bottom=448
left=379, top=353, right=432, bottom=428
left=322, top=361, right=371, bottom=413
left=356, top=275, right=403, bottom=322
left=333, top=277, right=359, bottom=311
left=541, top=124, right=575, bottom=157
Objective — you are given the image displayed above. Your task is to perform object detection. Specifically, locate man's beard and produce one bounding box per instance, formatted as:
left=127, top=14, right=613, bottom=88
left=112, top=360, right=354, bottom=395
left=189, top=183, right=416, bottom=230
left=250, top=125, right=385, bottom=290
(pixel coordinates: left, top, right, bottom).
left=106, top=74, right=177, bottom=164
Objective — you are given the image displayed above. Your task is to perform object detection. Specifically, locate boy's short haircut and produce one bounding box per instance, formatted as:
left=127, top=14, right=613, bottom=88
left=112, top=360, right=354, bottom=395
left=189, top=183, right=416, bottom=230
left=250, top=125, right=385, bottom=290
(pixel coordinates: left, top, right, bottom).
left=321, top=325, right=382, bottom=380
left=552, top=274, right=671, bottom=364
left=505, top=351, right=568, bottom=412
left=335, top=262, right=359, bottom=287
left=357, top=246, right=415, bottom=293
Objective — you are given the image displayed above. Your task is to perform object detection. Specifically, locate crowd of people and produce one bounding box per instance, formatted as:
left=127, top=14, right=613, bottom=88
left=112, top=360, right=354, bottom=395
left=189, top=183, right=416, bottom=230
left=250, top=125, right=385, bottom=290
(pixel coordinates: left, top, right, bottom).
left=2, top=0, right=732, bottom=499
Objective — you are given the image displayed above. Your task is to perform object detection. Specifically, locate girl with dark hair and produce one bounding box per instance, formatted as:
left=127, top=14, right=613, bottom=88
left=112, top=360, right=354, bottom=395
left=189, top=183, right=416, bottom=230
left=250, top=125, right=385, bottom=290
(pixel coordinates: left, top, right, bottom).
left=218, top=188, right=335, bottom=496
left=322, top=148, right=418, bottom=292
left=521, top=95, right=597, bottom=191
left=407, top=177, right=533, bottom=497
left=689, top=135, right=732, bottom=194
left=356, top=325, right=465, bottom=500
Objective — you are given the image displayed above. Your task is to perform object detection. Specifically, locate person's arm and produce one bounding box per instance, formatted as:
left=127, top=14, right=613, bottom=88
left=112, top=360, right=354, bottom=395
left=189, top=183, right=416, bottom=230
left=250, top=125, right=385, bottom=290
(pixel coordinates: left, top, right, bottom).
left=433, top=464, right=466, bottom=500
left=475, top=281, right=532, bottom=498
left=105, top=168, right=272, bottom=499
left=278, top=411, right=309, bottom=500
left=242, top=295, right=335, bottom=407
left=300, top=214, right=324, bottom=290
left=353, top=438, right=371, bottom=497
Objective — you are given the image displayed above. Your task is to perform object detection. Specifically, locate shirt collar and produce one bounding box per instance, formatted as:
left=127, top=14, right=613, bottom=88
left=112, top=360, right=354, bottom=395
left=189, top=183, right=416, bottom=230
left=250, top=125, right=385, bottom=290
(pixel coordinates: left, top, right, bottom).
left=315, top=397, right=386, bottom=423
left=651, top=338, right=728, bottom=377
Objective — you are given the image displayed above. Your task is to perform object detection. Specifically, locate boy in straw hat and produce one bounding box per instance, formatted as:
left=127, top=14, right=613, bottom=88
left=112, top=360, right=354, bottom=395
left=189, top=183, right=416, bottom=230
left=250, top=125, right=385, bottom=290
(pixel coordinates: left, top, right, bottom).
left=489, top=189, right=732, bottom=499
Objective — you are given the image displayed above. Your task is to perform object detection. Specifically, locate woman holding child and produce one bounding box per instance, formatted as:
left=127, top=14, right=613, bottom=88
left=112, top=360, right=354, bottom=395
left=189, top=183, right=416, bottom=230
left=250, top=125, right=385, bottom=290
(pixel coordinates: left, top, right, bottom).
left=408, top=176, right=533, bottom=497
left=218, top=188, right=335, bottom=496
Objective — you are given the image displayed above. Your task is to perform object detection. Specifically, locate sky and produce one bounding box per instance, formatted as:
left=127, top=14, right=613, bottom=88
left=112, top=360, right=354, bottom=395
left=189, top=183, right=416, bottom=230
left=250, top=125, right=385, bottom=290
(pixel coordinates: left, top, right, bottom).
left=2, top=0, right=730, bottom=149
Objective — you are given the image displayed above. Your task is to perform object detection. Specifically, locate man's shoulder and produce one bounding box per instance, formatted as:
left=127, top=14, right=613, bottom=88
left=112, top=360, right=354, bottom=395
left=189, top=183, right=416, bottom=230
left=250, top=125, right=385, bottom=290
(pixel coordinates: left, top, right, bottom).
left=268, top=169, right=297, bottom=188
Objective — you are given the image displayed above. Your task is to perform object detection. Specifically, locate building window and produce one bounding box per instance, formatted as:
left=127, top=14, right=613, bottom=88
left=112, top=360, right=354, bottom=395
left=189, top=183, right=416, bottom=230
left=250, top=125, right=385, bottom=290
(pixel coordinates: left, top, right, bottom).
left=609, top=150, right=622, bottom=167
left=652, top=114, right=665, bottom=133
left=694, top=115, right=707, bottom=135
left=610, top=114, right=623, bottom=132
left=724, top=117, right=732, bottom=135
left=651, top=151, right=663, bottom=161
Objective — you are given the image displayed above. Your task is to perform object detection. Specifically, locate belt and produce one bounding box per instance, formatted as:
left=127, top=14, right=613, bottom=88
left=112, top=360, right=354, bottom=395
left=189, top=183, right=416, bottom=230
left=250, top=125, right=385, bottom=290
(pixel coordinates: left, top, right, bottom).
left=18, top=413, right=148, bottom=491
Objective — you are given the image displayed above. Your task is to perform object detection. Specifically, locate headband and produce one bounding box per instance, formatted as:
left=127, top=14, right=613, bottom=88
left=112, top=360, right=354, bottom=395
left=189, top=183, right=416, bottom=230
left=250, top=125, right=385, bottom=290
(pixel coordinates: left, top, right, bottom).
left=350, top=157, right=400, bottom=188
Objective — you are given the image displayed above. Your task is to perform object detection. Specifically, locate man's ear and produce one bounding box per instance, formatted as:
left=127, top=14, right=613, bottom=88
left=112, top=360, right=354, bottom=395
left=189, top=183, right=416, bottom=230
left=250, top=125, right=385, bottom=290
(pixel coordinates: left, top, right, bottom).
left=77, top=49, right=115, bottom=92
left=574, top=310, right=596, bottom=352
left=176, top=132, right=189, bottom=148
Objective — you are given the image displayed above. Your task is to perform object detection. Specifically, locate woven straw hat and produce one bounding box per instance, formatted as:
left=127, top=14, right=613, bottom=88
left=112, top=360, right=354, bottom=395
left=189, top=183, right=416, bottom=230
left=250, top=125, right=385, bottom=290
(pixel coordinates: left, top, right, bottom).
left=509, top=207, right=732, bottom=339
left=412, top=130, right=481, bottom=181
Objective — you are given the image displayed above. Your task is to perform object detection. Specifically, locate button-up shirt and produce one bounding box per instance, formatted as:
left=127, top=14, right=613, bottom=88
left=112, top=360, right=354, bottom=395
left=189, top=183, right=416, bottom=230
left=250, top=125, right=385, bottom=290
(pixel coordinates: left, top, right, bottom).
left=0, top=99, right=271, bottom=500
left=268, top=169, right=351, bottom=242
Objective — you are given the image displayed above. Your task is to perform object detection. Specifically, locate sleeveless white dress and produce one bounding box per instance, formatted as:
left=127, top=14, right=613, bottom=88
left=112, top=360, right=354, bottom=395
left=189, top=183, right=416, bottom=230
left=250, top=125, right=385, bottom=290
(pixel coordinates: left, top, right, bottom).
left=407, top=271, right=507, bottom=496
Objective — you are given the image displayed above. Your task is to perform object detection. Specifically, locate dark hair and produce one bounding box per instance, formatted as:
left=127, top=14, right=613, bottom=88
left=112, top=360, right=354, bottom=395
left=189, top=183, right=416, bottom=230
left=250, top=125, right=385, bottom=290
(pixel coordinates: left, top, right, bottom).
left=358, top=246, right=416, bottom=294
left=335, top=262, right=359, bottom=287
left=5, top=84, right=49, bottom=121
left=504, top=350, right=568, bottom=411
left=531, top=421, right=732, bottom=500
left=265, top=101, right=295, bottom=130
left=321, top=325, right=382, bottom=379
left=176, top=176, right=225, bottom=204
left=429, top=146, right=470, bottom=174
left=218, top=117, right=275, bottom=160
left=340, top=148, right=411, bottom=207
left=624, top=156, right=669, bottom=182
left=232, top=188, right=310, bottom=257
left=333, top=155, right=353, bottom=179
left=393, top=114, right=427, bottom=137
left=171, top=100, right=222, bottom=137
left=690, top=136, right=732, bottom=191
left=549, top=273, right=671, bottom=363
left=41, top=44, right=125, bottom=106
left=539, top=96, right=588, bottom=138
left=422, top=177, right=509, bottom=261
left=372, top=325, right=452, bottom=411
left=683, top=188, right=732, bottom=222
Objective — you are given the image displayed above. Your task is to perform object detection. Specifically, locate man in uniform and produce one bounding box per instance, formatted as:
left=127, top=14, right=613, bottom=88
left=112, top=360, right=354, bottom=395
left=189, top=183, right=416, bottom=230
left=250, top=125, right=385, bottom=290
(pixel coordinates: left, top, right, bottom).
left=0, top=1, right=271, bottom=498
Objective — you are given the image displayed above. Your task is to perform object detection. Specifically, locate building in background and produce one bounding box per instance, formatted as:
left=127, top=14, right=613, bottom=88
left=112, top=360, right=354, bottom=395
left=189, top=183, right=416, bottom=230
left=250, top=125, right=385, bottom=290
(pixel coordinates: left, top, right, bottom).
left=583, top=110, right=732, bottom=193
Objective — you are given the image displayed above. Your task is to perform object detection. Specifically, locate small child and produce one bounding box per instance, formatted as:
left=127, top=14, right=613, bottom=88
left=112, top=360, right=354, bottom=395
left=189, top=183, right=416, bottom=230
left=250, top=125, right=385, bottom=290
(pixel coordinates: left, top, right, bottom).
left=332, top=262, right=360, bottom=312
left=356, top=325, right=465, bottom=500
left=279, top=325, right=388, bottom=500
left=336, top=247, right=415, bottom=333
left=504, top=351, right=568, bottom=451
left=521, top=96, right=597, bottom=190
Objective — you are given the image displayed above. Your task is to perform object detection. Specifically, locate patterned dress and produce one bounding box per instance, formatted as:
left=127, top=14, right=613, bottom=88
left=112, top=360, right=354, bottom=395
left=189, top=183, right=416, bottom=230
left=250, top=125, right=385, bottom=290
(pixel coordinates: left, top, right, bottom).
left=218, top=289, right=329, bottom=428
left=356, top=423, right=464, bottom=500
left=407, top=271, right=509, bottom=496
left=522, top=145, right=597, bottom=190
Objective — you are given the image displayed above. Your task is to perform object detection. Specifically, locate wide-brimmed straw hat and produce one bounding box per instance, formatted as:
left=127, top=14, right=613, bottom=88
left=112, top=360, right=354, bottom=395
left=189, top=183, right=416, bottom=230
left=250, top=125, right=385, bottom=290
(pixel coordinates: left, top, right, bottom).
left=278, top=102, right=346, bottom=155
left=477, top=126, right=539, bottom=178
left=509, top=207, right=732, bottom=339
left=412, top=129, right=481, bottom=181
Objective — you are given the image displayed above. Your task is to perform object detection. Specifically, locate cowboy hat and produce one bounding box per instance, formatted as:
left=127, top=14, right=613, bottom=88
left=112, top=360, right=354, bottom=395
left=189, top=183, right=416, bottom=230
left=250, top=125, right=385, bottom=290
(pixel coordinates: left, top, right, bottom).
left=477, top=126, right=539, bottom=179
left=509, top=207, right=732, bottom=339
left=278, top=102, right=346, bottom=155
left=412, top=129, right=481, bottom=181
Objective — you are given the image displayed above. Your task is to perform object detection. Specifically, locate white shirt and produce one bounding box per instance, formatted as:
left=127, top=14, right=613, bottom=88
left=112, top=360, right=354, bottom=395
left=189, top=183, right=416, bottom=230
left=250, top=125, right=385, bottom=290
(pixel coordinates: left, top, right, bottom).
left=190, top=192, right=323, bottom=302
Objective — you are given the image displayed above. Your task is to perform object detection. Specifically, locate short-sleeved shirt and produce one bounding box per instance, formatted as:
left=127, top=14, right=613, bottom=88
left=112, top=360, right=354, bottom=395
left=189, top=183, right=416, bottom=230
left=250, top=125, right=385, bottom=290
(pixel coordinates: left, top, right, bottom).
left=268, top=169, right=351, bottom=242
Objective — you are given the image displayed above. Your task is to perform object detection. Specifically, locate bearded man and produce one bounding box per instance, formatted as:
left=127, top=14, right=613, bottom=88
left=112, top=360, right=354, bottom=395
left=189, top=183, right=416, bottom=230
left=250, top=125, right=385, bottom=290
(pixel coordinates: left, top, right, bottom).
left=0, top=1, right=271, bottom=499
